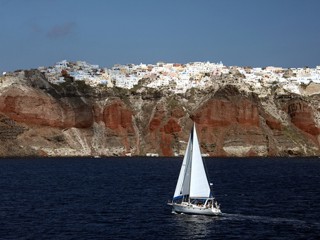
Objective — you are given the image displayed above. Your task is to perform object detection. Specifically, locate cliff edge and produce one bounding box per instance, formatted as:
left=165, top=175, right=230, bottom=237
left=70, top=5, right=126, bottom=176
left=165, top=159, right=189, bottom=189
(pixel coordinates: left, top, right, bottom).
left=0, top=67, right=319, bottom=157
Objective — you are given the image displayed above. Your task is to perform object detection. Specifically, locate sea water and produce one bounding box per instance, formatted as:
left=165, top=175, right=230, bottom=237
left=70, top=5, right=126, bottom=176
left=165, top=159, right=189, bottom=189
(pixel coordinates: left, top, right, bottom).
left=0, top=157, right=319, bottom=239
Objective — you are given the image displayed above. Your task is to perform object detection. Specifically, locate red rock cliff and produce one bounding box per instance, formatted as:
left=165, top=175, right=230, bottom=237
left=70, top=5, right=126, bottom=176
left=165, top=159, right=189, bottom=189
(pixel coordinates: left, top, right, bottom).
left=0, top=72, right=319, bottom=157
left=0, top=86, right=93, bottom=128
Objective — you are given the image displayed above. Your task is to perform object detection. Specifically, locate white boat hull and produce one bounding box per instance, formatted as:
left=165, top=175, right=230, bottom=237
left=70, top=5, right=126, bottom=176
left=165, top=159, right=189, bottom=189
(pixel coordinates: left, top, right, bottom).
left=170, top=203, right=221, bottom=216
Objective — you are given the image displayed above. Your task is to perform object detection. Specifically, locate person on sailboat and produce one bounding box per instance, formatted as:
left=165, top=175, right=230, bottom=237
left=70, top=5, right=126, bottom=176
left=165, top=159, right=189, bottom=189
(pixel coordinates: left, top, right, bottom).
left=206, top=200, right=212, bottom=208
left=214, top=199, right=219, bottom=209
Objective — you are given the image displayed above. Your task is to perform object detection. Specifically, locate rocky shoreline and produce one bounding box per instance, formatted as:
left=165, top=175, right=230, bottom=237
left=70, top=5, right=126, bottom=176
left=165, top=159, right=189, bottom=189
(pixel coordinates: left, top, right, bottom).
left=0, top=63, right=319, bottom=157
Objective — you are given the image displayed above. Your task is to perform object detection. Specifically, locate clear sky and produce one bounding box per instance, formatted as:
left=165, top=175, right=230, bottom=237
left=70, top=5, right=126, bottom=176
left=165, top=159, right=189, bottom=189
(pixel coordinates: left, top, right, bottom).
left=1, top=0, right=320, bottom=72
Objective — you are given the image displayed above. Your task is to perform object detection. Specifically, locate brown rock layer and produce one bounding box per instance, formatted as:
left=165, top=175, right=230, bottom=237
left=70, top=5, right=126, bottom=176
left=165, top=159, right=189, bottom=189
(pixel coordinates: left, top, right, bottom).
left=287, top=101, right=319, bottom=136
left=0, top=86, right=93, bottom=128
left=0, top=72, right=319, bottom=157
left=103, top=100, right=134, bottom=135
left=193, top=98, right=259, bottom=127
left=265, top=116, right=283, bottom=131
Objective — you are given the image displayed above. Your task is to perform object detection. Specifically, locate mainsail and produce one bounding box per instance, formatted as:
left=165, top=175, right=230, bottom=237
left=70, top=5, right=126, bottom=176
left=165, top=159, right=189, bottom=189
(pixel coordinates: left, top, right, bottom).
left=173, top=132, right=191, bottom=200
left=173, top=124, right=211, bottom=201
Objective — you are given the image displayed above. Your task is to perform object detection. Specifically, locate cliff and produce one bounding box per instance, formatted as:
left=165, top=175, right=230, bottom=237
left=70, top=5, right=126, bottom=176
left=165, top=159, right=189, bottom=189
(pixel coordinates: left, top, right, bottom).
left=0, top=69, right=319, bottom=157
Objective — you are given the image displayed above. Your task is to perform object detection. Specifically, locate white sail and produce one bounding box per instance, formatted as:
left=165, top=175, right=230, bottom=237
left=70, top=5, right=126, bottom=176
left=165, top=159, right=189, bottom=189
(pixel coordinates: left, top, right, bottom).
left=189, top=125, right=211, bottom=198
left=173, top=133, right=191, bottom=199
left=173, top=124, right=211, bottom=200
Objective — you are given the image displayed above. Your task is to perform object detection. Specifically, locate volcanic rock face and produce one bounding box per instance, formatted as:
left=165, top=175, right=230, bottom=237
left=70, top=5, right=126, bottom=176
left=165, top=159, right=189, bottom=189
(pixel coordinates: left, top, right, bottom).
left=190, top=87, right=265, bottom=156
left=0, top=86, right=93, bottom=128
left=287, top=101, right=319, bottom=136
left=0, top=71, right=319, bottom=157
left=146, top=104, right=184, bottom=156
left=103, top=100, right=134, bottom=135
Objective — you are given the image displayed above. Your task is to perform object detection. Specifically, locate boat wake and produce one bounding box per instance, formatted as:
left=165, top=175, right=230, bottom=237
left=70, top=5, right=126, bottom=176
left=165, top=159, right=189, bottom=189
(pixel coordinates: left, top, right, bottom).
left=220, top=213, right=320, bottom=229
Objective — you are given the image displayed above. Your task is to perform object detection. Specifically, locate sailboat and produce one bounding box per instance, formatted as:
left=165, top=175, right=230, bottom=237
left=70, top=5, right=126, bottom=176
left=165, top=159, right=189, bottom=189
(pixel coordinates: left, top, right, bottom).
left=168, top=123, right=221, bottom=216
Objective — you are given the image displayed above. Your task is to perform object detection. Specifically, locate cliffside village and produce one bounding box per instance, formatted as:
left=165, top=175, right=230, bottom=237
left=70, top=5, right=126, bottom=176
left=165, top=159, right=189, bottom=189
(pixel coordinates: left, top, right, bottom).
left=26, top=60, right=320, bottom=95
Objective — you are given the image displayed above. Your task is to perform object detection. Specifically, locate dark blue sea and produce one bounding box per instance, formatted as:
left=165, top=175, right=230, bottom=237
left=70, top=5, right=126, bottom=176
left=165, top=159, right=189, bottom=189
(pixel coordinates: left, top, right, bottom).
left=0, top=157, right=320, bottom=239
